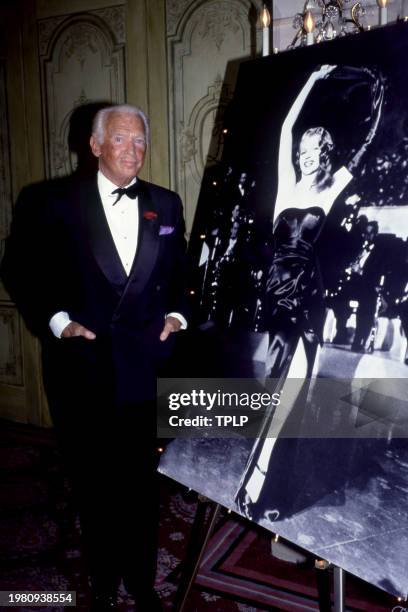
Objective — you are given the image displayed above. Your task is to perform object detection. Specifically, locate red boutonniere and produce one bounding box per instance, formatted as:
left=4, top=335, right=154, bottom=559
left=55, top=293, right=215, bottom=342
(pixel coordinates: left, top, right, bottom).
left=143, top=211, right=158, bottom=221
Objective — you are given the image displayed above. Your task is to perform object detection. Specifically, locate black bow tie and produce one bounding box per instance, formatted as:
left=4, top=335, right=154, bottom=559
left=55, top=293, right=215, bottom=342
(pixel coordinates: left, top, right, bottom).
left=111, top=182, right=141, bottom=205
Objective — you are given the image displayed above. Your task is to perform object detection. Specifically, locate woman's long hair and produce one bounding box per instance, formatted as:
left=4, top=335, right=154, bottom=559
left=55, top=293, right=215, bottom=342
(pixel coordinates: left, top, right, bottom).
left=296, top=127, right=334, bottom=191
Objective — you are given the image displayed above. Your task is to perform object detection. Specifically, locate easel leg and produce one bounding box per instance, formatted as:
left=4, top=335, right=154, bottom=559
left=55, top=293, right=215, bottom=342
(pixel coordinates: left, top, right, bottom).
left=333, top=566, right=345, bottom=612
left=173, top=498, right=221, bottom=612
left=314, top=560, right=331, bottom=612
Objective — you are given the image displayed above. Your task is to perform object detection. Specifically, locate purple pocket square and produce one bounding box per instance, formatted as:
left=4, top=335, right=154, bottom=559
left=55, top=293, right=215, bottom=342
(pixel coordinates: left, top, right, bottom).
left=159, top=225, right=175, bottom=235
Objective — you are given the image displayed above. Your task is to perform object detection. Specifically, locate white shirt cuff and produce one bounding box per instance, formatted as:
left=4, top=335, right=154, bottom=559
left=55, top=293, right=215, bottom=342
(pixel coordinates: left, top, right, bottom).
left=49, top=311, right=71, bottom=338
left=166, top=312, right=187, bottom=330
left=50, top=311, right=186, bottom=337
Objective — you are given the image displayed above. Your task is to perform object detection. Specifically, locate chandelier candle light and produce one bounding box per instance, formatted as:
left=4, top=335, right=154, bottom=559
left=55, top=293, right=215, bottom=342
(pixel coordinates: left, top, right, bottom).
left=289, top=1, right=367, bottom=48
left=261, top=5, right=271, bottom=56
left=304, top=9, right=315, bottom=45
left=378, top=0, right=388, bottom=25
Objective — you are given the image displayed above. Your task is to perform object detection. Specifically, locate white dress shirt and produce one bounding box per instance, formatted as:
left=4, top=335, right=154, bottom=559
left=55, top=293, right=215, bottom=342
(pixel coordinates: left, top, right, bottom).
left=49, top=171, right=186, bottom=337
left=98, top=171, right=139, bottom=275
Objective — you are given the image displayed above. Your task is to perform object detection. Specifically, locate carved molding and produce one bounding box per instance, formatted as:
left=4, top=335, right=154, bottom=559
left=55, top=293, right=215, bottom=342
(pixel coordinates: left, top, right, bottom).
left=166, top=0, right=195, bottom=36
left=38, top=15, right=67, bottom=56
left=0, top=306, right=23, bottom=386
left=39, top=9, right=126, bottom=178
left=0, top=60, right=12, bottom=259
left=94, top=6, right=126, bottom=43
left=197, top=5, right=242, bottom=50
left=181, top=75, right=233, bottom=184
left=167, top=0, right=261, bottom=232
left=38, top=6, right=125, bottom=55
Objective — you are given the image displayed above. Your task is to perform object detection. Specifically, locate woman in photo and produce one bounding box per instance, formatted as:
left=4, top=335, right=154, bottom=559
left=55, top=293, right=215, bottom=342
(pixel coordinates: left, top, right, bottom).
left=235, top=64, right=384, bottom=521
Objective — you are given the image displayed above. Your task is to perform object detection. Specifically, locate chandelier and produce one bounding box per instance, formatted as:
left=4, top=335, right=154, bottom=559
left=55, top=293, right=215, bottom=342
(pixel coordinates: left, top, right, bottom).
left=289, top=0, right=367, bottom=48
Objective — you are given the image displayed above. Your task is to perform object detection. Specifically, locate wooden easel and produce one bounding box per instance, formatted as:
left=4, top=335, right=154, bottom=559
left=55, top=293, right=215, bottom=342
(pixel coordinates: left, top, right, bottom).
left=173, top=495, right=346, bottom=611
left=315, top=560, right=346, bottom=612
left=173, top=496, right=221, bottom=612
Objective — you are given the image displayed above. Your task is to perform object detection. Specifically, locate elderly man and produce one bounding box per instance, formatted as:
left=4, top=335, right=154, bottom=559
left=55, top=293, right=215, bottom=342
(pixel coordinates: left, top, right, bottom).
left=2, top=104, right=188, bottom=610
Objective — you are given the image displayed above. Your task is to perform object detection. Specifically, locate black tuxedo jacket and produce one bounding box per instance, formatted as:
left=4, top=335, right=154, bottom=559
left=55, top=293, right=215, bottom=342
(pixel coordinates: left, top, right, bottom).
left=2, top=175, right=188, bottom=407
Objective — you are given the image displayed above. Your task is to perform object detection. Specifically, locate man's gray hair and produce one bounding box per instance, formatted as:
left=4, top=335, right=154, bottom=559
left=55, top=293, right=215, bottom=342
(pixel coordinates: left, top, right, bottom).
left=92, top=104, right=150, bottom=145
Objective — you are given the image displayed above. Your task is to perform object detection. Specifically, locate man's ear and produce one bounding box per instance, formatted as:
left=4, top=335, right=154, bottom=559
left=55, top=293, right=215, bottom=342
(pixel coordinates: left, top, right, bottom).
left=90, top=135, right=101, bottom=157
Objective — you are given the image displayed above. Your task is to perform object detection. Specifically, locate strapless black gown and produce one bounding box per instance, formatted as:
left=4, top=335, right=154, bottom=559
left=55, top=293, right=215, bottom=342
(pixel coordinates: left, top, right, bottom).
left=235, top=207, right=329, bottom=518
left=264, top=206, right=327, bottom=378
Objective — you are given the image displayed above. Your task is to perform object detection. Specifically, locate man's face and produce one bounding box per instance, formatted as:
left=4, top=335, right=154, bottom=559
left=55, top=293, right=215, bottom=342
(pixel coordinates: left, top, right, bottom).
left=90, top=112, right=147, bottom=186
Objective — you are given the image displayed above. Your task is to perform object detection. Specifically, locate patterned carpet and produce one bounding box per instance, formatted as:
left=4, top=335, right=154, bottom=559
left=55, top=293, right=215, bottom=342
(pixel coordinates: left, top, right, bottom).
left=0, top=420, right=400, bottom=611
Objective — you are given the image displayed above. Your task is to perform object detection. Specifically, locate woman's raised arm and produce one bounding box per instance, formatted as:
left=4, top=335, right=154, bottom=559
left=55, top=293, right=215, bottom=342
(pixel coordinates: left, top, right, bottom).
left=274, top=65, right=336, bottom=221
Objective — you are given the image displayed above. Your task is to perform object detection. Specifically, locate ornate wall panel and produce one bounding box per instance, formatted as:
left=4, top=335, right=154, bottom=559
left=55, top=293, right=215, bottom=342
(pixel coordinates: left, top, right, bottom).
left=0, top=60, right=12, bottom=261
left=38, top=6, right=126, bottom=178
left=166, top=0, right=262, bottom=234
left=0, top=305, right=23, bottom=386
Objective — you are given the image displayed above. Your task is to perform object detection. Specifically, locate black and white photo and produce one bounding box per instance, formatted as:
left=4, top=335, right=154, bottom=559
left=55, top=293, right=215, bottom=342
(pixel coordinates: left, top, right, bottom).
left=161, top=22, right=408, bottom=599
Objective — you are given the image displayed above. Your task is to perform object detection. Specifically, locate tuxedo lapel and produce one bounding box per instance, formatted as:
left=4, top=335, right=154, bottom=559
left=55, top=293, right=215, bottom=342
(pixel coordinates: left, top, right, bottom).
left=121, top=180, right=160, bottom=298
left=81, top=179, right=128, bottom=294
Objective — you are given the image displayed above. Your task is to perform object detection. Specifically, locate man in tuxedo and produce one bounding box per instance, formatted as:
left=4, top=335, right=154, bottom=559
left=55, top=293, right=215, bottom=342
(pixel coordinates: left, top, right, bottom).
left=1, top=104, right=188, bottom=610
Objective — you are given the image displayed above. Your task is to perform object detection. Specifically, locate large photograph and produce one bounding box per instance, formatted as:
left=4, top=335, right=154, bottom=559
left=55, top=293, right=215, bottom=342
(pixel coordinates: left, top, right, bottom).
left=160, top=23, right=408, bottom=598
